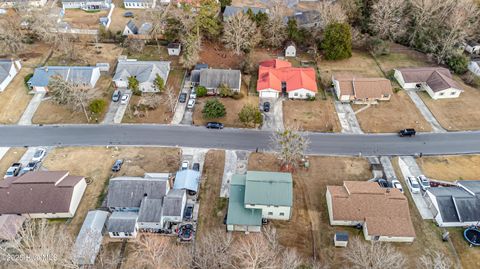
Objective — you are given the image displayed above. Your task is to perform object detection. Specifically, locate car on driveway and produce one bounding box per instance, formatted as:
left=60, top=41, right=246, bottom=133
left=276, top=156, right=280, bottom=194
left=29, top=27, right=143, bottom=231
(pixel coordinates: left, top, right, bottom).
left=120, top=94, right=130, bottom=105
left=184, top=204, right=194, bottom=220
left=206, top=122, right=224, bottom=129
left=181, top=160, right=189, bottom=170
left=112, top=159, right=124, bottom=172
left=190, top=89, right=196, bottom=99
left=124, top=11, right=134, bottom=17
left=32, top=148, right=46, bottom=162
left=179, top=93, right=187, bottom=103
left=407, top=176, right=421, bottom=193
left=20, top=161, right=40, bottom=175
left=187, top=99, right=195, bottom=109
left=4, top=163, right=21, bottom=178
left=418, top=175, right=430, bottom=191
left=263, top=102, right=270, bottom=112
left=192, top=162, right=200, bottom=171
left=391, top=179, right=403, bottom=193
left=399, top=128, right=416, bottom=137
left=112, top=90, right=121, bottom=102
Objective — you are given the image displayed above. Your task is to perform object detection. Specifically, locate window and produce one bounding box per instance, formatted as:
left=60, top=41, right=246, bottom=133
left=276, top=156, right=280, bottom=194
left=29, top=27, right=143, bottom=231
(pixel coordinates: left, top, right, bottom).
left=112, top=232, right=119, bottom=236
left=279, top=212, right=285, bottom=216
left=451, top=91, right=456, bottom=95
left=268, top=212, right=273, bottom=216
left=294, top=93, right=298, bottom=97
left=439, top=92, right=445, bottom=96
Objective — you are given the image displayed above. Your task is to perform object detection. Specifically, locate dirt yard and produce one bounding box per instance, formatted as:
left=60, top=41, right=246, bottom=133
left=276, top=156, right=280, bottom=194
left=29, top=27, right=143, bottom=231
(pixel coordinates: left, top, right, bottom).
left=196, top=150, right=226, bottom=238
left=283, top=97, right=341, bottom=132
left=0, top=43, right=51, bottom=124
left=42, top=146, right=181, bottom=235
left=63, top=9, right=109, bottom=29
left=199, top=42, right=244, bottom=69
left=375, top=43, right=431, bottom=73
left=192, top=86, right=259, bottom=128
left=124, top=45, right=182, bottom=67
left=0, top=148, right=27, bottom=176
left=32, top=76, right=113, bottom=124
left=123, top=69, right=185, bottom=124
left=417, top=155, right=480, bottom=181
left=352, top=90, right=433, bottom=133
left=109, top=0, right=149, bottom=33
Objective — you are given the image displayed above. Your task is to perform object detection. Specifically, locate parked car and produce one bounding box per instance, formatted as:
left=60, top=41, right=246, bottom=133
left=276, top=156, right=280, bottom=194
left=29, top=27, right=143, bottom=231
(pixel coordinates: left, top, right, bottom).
left=377, top=178, right=388, bottom=188
left=112, top=159, right=124, bottom=172
left=263, top=102, right=271, bottom=112
left=399, top=128, right=416, bottom=137
left=112, top=90, right=121, bottom=102
left=206, top=122, right=224, bottom=129
left=418, top=175, right=431, bottom=191
left=120, top=94, right=130, bottom=105
left=20, top=161, right=40, bottom=175
left=187, top=99, right=195, bottom=109
left=391, top=179, right=403, bottom=193
left=123, top=11, right=134, bottom=17
left=184, top=204, right=194, bottom=220
left=407, top=176, right=421, bottom=193
left=32, top=148, right=46, bottom=162
left=190, top=89, right=197, bottom=99
left=4, top=163, right=21, bottom=178
left=192, top=162, right=200, bottom=171
left=181, top=160, right=189, bottom=170
left=179, top=93, right=187, bottom=103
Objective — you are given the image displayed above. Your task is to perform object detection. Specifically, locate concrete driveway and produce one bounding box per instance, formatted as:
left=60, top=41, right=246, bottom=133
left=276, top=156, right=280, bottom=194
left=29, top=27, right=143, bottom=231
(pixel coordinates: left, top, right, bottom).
left=172, top=77, right=191, bottom=125
left=102, top=101, right=121, bottom=124
left=220, top=150, right=251, bottom=198
left=333, top=101, right=363, bottom=134
left=261, top=97, right=284, bottom=131
left=18, top=92, right=46, bottom=125
left=406, top=90, right=446, bottom=133
left=398, top=156, right=434, bottom=219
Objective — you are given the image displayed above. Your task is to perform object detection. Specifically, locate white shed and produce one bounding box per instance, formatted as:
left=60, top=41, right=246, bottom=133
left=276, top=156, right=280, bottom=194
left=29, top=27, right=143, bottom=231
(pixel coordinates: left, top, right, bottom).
left=285, top=42, right=296, bottom=58
left=167, top=43, right=181, bottom=56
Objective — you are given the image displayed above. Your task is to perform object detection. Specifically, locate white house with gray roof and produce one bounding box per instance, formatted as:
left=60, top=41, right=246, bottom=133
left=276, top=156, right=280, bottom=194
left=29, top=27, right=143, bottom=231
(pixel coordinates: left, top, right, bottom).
left=0, top=59, right=21, bottom=92
left=107, top=211, right=139, bottom=239
left=61, top=0, right=111, bottom=10
left=198, top=68, right=241, bottom=94
left=223, top=5, right=268, bottom=21
left=28, top=66, right=101, bottom=93
left=113, top=58, right=170, bottom=92
left=123, top=0, right=155, bottom=9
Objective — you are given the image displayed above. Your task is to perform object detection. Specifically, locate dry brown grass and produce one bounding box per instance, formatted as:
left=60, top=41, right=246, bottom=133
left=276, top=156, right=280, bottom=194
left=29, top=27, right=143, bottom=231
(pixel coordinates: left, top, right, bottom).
left=196, top=150, right=226, bottom=238
left=199, top=41, right=244, bottom=69
left=352, top=90, right=433, bottom=133
left=283, top=97, right=341, bottom=132
left=62, top=9, right=109, bottom=29
left=0, top=147, right=27, bottom=176
left=47, top=43, right=123, bottom=70
left=417, top=155, right=480, bottom=181
left=449, top=227, right=480, bottom=269
left=42, top=146, right=181, bottom=236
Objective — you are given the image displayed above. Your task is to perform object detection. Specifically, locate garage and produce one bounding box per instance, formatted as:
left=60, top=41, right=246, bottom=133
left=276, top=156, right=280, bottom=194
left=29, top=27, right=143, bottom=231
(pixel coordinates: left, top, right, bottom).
left=259, top=90, right=279, bottom=98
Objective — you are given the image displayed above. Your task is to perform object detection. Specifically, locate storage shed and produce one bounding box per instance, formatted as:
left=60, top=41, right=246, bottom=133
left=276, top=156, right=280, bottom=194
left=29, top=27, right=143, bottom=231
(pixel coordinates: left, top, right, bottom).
left=334, top=231, right=349, bottom=247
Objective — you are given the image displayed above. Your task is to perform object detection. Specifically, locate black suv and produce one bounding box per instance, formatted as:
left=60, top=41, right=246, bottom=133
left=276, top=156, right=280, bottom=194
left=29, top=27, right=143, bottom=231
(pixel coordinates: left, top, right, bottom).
left=192, top=163, right=200, bottom=171
left=206, top=122, right=224, bottom=129
left=399, top=128, right=416, bottom=137
left=179, top=93, right=187, bottom=103
left=112, top=159, right=124, bottom=172
left=263, top=102, right=270, bottom=112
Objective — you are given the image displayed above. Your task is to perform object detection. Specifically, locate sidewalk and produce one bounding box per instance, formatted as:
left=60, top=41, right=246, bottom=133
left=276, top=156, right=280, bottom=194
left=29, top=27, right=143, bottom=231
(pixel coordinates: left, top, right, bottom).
left=406, top=90, right=446, bottom=133
left=18, top=92, right=45, bottom=125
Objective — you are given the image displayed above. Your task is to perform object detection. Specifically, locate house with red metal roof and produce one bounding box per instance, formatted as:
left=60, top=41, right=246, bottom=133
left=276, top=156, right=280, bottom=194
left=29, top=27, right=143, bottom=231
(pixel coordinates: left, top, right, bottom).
left=256, top=59, right=317, bottom=99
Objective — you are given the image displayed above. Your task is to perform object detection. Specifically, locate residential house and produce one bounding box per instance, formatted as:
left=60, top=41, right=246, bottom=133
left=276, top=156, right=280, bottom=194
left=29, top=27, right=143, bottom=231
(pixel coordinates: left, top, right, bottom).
left=464, top=41, right=480, bottom=55
left=332, top=75, right=393, bottom=104
left=0, top=0, right=47, bottom=8
left=123, top=0, right=156, bottom=9
left=426, top=180, right=480, bottom=227
left=123, top=21, right=152, bottom=37
left=257, top=59, right=317, bottom=99
left=0, top=215, right=26, bottom=242
left=286, top=10, right=321, bottom=28
left=122, top=20, right=138, bottom=35
left=468, top=60, right=480, bottom=77
left=0, top=171, right=87, bottom=219
left=107, top=211, right=139, bottom=239
left=226, top=171, right=293, bottom=232
left=223, top=5, right=268, bottom=21
left=113, top=58, right=170, bottom=92
left=197, top=68, right=242, bottom=94
left=285, top=42, right=296, bottom=58
left=190, top=63, right=208, bottom=86
left=28, top=66, right=101, bottom=93
left=161, top=189, right=187, bottom=225
left=61, top=0, right=111, bottom=10
left=0, top=59, right=21, bottom=92
left=394, top=67, right=463, bottom=99
left=73, top=210, right=109, bottom=265
left=326, top=181, right=416, bottom=242
left=167, top=43, right=181, bottom=56
left=173, top=169, right=200, bottom=195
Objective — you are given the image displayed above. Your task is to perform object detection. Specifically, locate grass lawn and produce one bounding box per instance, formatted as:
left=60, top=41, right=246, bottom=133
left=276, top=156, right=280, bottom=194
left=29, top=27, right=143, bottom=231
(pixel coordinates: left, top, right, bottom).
left=417, top=155, right=480, bottom=182
left=42, top=146, right=181, bottom=236
left=448, top=227, right=480, bottom=269
left=196, top=150, right=226, bottom=238
left=0, top=147, right=27, bottom=176
left=62, top=9, right=109, bottom=29
left=352, top=90, right=432, bottom=133
left=122, top=69, right=185, bottom=124
left=283, top=97, right=341, bottom=132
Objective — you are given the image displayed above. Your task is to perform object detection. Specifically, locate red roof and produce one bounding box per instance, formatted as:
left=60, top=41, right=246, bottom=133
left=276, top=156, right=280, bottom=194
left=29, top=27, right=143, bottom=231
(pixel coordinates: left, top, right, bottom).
left=257, top=59, right=317, bottom=93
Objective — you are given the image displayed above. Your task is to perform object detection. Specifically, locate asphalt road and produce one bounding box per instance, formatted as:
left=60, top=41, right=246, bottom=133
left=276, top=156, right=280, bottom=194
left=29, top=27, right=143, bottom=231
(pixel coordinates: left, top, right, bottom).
left=1, top=124, right=480, bottom=156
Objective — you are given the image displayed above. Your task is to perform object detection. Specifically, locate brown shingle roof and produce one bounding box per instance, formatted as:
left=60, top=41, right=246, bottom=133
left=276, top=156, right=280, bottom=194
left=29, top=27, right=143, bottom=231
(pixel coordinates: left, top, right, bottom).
left=396, top=67, right=461, bottom=92
left=0, top=171, right=85, bottom=215
left=327, top=181, right=416, bottom=238
left=333, top=75, right=393, bottom=99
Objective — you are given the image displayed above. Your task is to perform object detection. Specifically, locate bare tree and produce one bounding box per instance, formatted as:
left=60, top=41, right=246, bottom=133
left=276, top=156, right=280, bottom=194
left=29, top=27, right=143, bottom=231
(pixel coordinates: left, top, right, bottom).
left=418, top=250, right=453, bottom=269
left=369, top=0, right=409, bottom=41
left=139, top=93, right=162, bottom=110
left=133, top=235, right=170, bottom=268
left=0, top=13, right=26, bottom=55
left=222, top=12, right=260, bottom=55
left=316, top=1, right=347, bottom=29
left=232, top=233, right=278, bottom=269
left=271, top=124, right=310, bottom=171
left=192, top=229, right=233, bottom=269
left=48, top=76, right=93, bottom=121
left=0, top=219, right=78, bottom=269
left=125, top=38, right=145, bottom=54
left=143, top=4, right=172, bottom=51
left=163, top=86, right=177, bottom=113
left=262, top=4, right=287, bottom=48
left=408, top=0, right=447, bottom=48
left=168, top=245, right=193, bottom=269
left=95, top=245, right=122, bottom=269
left=343, top=237, right=407, bottom=269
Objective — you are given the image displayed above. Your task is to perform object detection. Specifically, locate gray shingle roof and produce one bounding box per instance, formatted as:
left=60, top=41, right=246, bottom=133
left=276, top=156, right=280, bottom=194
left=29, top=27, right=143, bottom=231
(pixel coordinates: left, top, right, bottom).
left=107, top=211, right=138, bottom=233
left=244, top=171, right=293, bottom=207
left=163, top=189, right=185, bottom=217
left=0, top=59, right=13, bottom=84
left=199, top=69, right=241, bottom=90
left=106, top=176, right=169, bottom=208
left=113, top=60, right=170, bottom=85
left=458, top=181, right=480, bottom=194
left=74, top=210, right=109, bottom=265
left=137, top=197, right=163, bottom=223
left=28, top=66, right=99, bottom=87
left=125, top=20, right=138, bottom=34
left=138, top=22, right=152, bottom=35
left=223, top=5, right=267, bottom=19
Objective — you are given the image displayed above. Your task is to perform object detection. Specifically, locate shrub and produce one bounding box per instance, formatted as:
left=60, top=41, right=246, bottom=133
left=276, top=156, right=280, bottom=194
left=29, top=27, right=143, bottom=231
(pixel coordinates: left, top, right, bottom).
left=386, top=69, right=396, bottom=81
left=196, top=86, right=208, bottom=97
left=128, top=76, right=141, bottom=96
left=219, top=84, right=234, bottom=97
left=231, top=92, right=244, bottom=100
left=393, top=87, right=402, bottom=93
left=306, top=95, right=316, bottom=101
left=24, top=73, right=33, bottom=89
left=202, top=99, right=226, bottom=119
left=367, top=37, right=390, bottom=56
left=89, top=99, right=107, bottom=114
left=238, top=103, right=263, bottom=127
left=446, top=53, right=468, bottom=75
left=321, top=22, right=352, bottom=60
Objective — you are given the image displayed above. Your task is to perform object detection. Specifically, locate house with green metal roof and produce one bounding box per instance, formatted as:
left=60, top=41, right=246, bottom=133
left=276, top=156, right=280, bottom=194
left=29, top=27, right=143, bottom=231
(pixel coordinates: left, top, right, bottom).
left=226, top=171, right=293, bottom=232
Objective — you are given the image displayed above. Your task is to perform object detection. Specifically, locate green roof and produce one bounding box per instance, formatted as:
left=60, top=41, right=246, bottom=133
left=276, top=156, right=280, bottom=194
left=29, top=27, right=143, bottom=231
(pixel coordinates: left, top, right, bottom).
left=244, top=171, right=293, bottom=207
left=226, top=175, right=262, bottom=226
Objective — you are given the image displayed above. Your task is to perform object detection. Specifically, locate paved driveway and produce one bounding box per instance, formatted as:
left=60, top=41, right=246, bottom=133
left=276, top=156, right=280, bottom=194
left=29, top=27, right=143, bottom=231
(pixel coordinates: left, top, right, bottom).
left=261, top=98, right=284, bottom=131
left=220, top=150, right=250, bottom=197
left=406, top=90, right=446, bottom=133
left=18, top=92, right=46, bottom=125
left=333, top=101, right=363, bottom=134
left=398, top=156, right=434, bottom=219
left=172, top=77, right=191, bottom=125
left=102, top=101, right=121, bottom=124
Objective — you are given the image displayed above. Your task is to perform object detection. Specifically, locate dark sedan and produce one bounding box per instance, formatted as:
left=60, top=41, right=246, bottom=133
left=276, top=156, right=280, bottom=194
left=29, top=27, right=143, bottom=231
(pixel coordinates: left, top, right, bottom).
left=206, top=122, right=224, bottom=129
